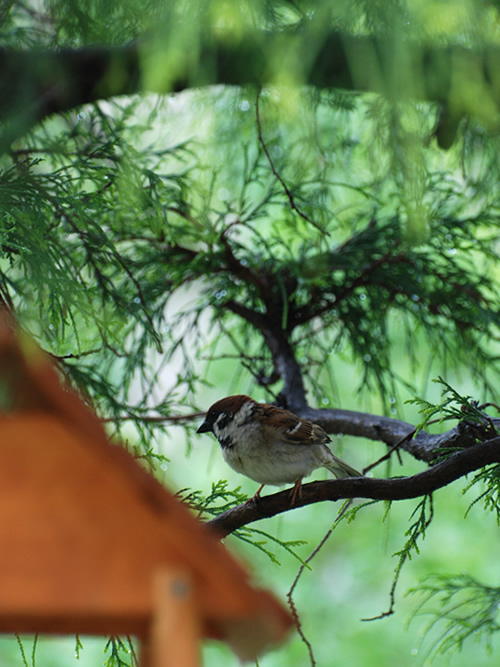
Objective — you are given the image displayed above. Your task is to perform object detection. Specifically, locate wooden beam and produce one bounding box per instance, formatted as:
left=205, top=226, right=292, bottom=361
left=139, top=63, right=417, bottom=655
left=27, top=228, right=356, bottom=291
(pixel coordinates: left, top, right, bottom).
left=142, top=569, right=200, bottom=667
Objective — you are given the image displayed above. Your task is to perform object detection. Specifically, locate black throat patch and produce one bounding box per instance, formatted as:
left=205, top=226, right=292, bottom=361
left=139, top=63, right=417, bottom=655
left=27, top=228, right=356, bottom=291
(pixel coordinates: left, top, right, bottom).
left=218, top=434, right=233, bottom=449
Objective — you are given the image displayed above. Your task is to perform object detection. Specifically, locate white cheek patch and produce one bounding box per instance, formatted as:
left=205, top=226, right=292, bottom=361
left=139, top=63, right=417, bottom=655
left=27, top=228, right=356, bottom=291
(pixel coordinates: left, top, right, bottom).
left=233, top=401, right=254, bottom=426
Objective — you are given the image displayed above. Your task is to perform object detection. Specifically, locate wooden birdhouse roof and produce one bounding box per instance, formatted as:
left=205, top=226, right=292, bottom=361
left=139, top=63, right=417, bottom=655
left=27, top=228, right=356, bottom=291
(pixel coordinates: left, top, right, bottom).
left=0, top=324, right=293, bottom=660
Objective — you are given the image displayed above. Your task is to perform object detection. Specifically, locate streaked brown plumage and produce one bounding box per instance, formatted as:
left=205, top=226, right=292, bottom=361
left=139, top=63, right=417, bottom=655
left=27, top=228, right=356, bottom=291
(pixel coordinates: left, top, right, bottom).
left=197, top=395, right=362, bottom=502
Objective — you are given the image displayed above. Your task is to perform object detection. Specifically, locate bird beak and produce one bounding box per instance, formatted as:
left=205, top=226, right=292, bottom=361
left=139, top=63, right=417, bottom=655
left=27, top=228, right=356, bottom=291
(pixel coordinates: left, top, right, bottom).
left=197, top=419, right=212, bottom=434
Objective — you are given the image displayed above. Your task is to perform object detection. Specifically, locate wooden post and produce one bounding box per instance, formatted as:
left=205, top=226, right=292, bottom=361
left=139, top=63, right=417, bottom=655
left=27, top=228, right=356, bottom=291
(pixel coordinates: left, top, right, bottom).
left=143, top=569, right=200, bottom=667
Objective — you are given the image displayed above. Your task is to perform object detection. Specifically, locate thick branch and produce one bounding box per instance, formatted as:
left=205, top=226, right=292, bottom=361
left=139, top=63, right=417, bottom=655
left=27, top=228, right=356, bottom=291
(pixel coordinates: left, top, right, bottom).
left=298, top=406, right=496, bottom=462
left=225, top=300, right=308, bottom=410
left=262, top=329, right=308, bottom=411
left=207, top=437, right=500, bottom=537
left=225, top=300, right=268, bottom=332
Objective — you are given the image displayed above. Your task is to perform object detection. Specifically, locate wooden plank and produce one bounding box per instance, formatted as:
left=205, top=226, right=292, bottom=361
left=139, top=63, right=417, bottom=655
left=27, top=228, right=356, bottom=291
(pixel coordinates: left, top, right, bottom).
left=146, top=569, right=200, bottom=667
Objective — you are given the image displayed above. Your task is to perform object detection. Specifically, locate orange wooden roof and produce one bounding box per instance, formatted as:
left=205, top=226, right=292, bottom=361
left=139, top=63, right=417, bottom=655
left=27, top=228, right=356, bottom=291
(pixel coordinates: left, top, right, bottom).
left=0, top=325, right=293, bottom=660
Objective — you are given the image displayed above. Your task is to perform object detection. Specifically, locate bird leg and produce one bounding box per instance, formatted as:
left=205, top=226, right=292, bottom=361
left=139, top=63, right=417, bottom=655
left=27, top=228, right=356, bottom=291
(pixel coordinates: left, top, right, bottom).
left=245, top=483, right=265, bottom=505
left=289, top=477, right=303, bottom=505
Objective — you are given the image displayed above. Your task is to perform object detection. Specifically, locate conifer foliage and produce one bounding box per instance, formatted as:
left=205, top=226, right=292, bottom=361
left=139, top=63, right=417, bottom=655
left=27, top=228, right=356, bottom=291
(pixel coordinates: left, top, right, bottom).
left=1, top=1, right=500, bottom=665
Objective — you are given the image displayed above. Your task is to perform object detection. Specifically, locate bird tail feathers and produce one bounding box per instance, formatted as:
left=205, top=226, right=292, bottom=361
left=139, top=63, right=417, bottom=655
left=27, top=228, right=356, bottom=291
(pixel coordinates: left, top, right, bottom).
left=323, top=454, right=362, bottom=479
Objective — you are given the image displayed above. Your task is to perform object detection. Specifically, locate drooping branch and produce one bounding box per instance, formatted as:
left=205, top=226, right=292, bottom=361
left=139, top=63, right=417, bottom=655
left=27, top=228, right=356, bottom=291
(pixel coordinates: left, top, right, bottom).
left=206, top=436, right=500, bottom=538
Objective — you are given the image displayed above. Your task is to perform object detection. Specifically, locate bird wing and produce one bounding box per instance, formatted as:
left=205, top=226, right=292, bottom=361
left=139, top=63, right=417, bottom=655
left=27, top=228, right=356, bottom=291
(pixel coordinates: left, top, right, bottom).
left=260, top=404, right=331, bottom=445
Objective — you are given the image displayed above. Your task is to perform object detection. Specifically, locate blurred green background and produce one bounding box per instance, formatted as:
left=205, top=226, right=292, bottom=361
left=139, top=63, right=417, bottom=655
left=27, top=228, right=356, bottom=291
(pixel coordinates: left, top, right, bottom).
left=1, top=1, right=500, bottom=665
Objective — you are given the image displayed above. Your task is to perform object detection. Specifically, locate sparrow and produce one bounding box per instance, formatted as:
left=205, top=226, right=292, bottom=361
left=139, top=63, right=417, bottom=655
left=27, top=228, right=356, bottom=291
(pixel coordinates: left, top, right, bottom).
left=197, top=394, right=362, bottom=503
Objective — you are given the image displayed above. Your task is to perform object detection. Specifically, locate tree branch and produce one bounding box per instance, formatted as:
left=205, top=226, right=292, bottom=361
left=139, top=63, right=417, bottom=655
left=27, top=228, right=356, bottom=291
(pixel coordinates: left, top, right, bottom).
left=263, top=329, right=308, bottom=411
left=206, top=436, right=500, bottom=538
left=298, top=407, right=498, bottom=462
left=224, top=302, right=308, bottom=410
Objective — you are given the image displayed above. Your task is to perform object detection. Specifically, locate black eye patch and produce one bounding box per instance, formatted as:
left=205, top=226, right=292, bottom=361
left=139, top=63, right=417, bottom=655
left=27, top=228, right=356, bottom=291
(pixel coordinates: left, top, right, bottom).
left=215, top=411, right=232, bottom=430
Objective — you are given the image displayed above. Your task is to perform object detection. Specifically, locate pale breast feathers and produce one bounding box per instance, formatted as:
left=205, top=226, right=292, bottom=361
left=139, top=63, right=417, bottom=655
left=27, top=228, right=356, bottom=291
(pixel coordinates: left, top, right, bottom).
left=259, top=404, right=331, bottom=445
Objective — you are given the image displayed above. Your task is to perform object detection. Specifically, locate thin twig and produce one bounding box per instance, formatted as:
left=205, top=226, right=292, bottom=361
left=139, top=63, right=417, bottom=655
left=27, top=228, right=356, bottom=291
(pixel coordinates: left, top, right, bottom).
left=362, top=496, right=434, bottom=621
left=286, top=500, right=353, bottom=666
left=255, top=90, right=329, bottom=236
left=361, top=413, right=457, bottom=474
left=479, top=402, right=500, bottom=413
left=103, top=411, right=205, bottom=423
left=363, top=430, right=416, bottom=474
